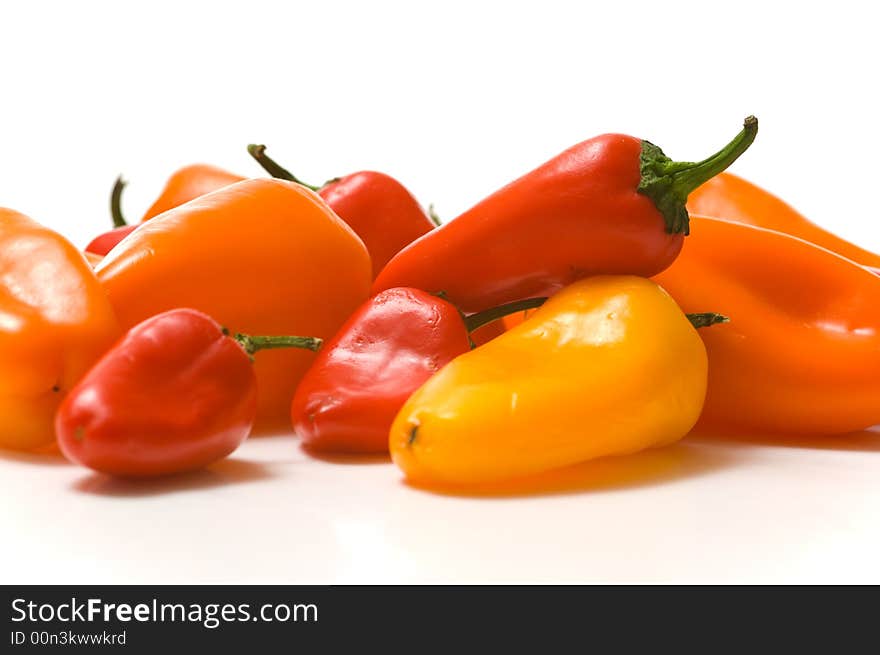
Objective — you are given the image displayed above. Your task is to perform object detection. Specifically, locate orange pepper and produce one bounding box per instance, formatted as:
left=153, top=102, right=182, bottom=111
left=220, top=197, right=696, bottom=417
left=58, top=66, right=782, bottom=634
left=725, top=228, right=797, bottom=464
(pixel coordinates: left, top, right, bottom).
left=0, top=209, right=119, bottom=450
left=141, top=164, right=244, bottom=222
left=688, top=172, right=880, bottom=268
left=654, top=216, right=880, bottom=436
left=96, top=178, right=371, bottom=426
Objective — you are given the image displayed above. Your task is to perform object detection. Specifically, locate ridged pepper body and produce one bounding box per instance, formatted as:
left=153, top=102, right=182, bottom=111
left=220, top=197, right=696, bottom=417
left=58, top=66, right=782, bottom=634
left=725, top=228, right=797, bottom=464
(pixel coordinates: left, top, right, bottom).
left=688, top=172, right=880, bottom=269
left=655, top=216, right=880, bottom=435
left=292, top=288, right=471, bottom=453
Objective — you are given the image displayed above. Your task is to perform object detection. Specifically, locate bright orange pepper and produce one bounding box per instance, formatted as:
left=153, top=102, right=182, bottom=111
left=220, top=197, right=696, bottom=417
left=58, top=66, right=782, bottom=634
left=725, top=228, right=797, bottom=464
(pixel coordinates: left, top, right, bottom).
left=688, top=172, right=880, bottom=268
left=0, top=209, right=119, bottom=450
left=97, top=179, right=371, bottom=426
left=654, top=216, right=880, bottom=436
left=141, top=164, right=245, bottom=222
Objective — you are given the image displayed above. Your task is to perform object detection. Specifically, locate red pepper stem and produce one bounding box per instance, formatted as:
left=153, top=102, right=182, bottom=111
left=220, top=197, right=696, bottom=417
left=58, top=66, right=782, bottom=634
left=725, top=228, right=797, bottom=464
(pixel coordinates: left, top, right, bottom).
left=686, top=312, right=729, bottom=329
left=668, top=117, right=758, bottom=192
left=246, top=144, right=322, bottom=192
left=639, top=116, right=758, bottom=235
left=233, top=333, right=323, bottom=357
left=110, top=175, right=128, bottom=227
left=463, top=297, right=548, bottom=333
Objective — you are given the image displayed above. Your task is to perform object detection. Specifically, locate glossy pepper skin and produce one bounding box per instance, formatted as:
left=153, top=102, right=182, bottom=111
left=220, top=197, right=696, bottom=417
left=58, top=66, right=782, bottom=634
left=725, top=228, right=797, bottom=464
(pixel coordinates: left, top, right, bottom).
left=292, top=288, right=472, bottom=453
left=0, top=209, right=119, bottom=451
left=85, top=224, right=137, bottom=256
left=56, top=309, right=256, bottom=476
left=319, top=172, right=436, bottom=277
left=654, top=216, right=880, bottom=436
left=373, top=119, right=758, bottom=313
left=56, top=309, right=320, bottom=476
left=141, top=164, right=244, bottom=222
left=249, top=146, right=436, bottom=278
left=389, top=276, right=709, bottom=487
left=688, top=172, right=880, bottom=268
left=96, top=179, right=371, bottom=426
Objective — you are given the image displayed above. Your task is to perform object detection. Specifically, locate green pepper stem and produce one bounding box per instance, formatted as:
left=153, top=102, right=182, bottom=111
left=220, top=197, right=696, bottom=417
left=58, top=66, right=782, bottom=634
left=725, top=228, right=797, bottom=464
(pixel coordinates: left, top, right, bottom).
left=463, top=297, right=548, bottom=333
left=246, top=144, right=322, bottom=191
left=110, top=175, right=127, bottom=227
left=666, top=116, right=758, bottom=188
left=463, top=300, right=727, bottom=333
left=686, top=312, right=729, bottom=329
left=639, top=116, right=758, bottom=235
left=232, top=332, right=323, bottom=357
left=427, top=204, right=442, bottom=226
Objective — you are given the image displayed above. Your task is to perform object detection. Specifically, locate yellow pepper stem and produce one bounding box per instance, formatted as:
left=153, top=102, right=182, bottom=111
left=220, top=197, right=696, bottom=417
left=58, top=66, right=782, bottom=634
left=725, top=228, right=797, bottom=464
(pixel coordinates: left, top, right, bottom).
left=463, top=297, right=548, bottom=332
left=686, top=312, right=729, bottom=328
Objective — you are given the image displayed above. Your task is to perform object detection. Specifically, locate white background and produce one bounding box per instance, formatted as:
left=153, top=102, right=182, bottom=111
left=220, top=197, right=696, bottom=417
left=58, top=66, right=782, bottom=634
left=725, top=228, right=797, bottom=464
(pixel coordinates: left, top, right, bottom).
left=2, top=0, right=879, bottom=583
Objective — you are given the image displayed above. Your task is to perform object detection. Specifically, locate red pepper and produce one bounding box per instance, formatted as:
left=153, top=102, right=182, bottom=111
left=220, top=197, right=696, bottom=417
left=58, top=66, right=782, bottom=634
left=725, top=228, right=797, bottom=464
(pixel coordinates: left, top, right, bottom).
left=291, top=288, right=543, bottom=454
left=85, top=177, right=138, bottom=256
left=56, top=308, right=321, bottom=477
left=85, top=225, right=138, bottom=256
left=372, top=118, right=758, bottom=313
left=248, top=145, right=436, bottom=278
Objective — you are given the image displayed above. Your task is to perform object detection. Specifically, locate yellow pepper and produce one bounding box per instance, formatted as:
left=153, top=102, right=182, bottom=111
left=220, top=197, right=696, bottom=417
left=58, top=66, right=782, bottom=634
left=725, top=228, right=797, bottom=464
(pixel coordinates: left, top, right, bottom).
left=0, top=209, right=119, bottom=451
left=389, top=276, right=711, bottom=487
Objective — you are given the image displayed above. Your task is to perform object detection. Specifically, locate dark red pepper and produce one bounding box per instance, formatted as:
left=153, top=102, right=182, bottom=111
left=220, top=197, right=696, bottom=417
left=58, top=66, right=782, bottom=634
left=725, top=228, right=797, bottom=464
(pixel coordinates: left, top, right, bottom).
left=291, top=288, right=544, bottom=454
left=372, top=117, right=758, bottom=313
left=248, top=145, right=436, bottom=278
left=56, top=308, right=321, bottom=477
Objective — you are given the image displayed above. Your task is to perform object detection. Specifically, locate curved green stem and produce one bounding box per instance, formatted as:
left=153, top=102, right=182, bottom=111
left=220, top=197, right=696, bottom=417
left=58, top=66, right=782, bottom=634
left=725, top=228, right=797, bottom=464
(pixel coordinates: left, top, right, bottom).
left=686, top=312, right=729, bottom=329
left=463, top=297, right=548, bottom=333
left=247, top=144, right=322, bottom=191
left=110, top=175, right=127, bottom=227
left=638, top=116, right=758, bottom=235
left=232, top=332, right=323, bottom=358
left=427, top=204, right=442, bottom=226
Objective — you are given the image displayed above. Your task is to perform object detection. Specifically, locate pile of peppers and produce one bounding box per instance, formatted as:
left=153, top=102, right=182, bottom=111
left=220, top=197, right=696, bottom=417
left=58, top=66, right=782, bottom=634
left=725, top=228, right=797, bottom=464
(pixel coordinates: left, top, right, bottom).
left=4, top=114, right=880, bottom=489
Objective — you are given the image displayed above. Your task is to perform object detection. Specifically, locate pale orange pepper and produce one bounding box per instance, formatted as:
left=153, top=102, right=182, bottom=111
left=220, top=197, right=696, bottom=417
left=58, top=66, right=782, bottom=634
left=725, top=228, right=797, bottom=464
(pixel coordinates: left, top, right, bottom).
left=0, top=209, right=119, bottom=450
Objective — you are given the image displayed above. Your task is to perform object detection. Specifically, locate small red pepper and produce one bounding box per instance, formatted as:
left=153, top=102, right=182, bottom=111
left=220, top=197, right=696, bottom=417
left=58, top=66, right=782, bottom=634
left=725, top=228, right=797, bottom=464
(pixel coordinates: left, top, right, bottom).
left=291, top=288, right=544, bottom=454
left=85, top=177, right=138, bottom=256
left=372, top=118, right=758, bottom=313
left=248, top=145, right=436, bottom=278
left=85, top=226, right=137, bottom=256
left=56, top=308, right=321, bottom=477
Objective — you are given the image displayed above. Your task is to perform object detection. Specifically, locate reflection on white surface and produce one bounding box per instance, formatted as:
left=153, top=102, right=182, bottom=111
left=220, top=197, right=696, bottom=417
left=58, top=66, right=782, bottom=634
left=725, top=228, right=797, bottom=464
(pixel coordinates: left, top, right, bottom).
left=2, top=431, right=880, bottom=583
